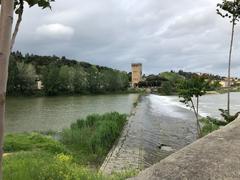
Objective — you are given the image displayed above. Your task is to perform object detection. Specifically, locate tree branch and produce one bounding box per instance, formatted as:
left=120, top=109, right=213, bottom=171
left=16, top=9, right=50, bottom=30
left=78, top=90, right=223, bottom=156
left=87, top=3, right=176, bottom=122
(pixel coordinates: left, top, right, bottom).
left=10, top=0, right=24, bottom=51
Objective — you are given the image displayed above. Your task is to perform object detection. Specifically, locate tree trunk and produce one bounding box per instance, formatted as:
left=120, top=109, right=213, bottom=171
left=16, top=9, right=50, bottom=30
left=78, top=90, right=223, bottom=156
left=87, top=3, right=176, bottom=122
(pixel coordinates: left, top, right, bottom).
left=0, top=0, right=14, bottom=179
left=196, top=96, right=201, bottom=137
left=190, top=99, right=201, bottom=137
left=227, top=18, right=235, bottom=115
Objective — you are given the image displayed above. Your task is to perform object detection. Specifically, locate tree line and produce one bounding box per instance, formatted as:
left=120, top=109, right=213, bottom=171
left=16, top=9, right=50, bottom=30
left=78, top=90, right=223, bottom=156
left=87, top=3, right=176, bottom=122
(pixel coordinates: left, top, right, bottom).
left=7, top=52, right=129, bottom=96
left=137, top=71, right=222, bottom=95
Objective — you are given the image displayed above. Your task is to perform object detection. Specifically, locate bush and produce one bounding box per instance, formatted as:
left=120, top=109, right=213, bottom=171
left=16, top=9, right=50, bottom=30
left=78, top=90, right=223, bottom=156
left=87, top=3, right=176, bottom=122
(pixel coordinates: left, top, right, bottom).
left=61, top=112, right=127, bottom=165
left=200, top=117, right=221, bottom=137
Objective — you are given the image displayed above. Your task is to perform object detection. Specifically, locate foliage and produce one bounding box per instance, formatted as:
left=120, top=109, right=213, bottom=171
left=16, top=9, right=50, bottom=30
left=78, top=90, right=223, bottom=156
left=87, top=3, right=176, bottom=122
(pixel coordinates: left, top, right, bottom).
left=7, top=52, right=130, bottom=96
left=219, top=109, right=240, bottom=123
left=160, top=72, right=184, bottom=83
left=3, top=151, right=137, bottom=180
left=217, top=0, right=240, bottom=24
left=61, top=112, right=127, bottom=166
left=177, top=76, right=208, bottom=104
left=177, top=76, right=208, bottom=136
left=200, top=117, right=220, bottom=137
left=138, top=72, right=184, bottom=95
left=2, top=113, right=135, bottom=180
left=3, top=152, right=108, bottom=180
left=7, top=56, right=37, bottom=95
left=11, top=0, right=54, bottom=9
left=4, top=133, right=67, bottom=154
left=158, top=81, right=174, bottom=95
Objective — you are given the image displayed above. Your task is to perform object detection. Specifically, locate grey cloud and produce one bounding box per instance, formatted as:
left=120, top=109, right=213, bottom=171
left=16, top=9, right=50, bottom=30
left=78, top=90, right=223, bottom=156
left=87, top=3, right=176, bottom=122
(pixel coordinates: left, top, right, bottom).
left=12, top=0, right=240, bottom=76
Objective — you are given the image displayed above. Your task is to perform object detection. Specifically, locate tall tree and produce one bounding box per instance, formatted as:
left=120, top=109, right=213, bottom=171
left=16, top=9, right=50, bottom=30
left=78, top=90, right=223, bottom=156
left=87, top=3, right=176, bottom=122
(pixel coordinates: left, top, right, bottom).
left=0, top=0, right=53, bottom=178
left=217, top=0, right=240, bottom=115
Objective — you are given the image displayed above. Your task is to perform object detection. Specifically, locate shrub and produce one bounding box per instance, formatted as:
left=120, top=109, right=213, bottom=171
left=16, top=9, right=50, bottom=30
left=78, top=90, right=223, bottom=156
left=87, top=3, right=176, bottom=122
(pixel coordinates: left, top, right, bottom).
left=200, top=117, right=221, bottom=137
left=61, top=112, right=127, bottom=165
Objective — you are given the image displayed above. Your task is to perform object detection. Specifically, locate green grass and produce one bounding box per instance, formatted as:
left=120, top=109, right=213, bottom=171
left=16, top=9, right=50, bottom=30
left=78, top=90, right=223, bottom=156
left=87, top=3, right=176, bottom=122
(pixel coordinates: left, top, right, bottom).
left=200, top=117, right=221, bottom=137
left=4, top=132, right=67, bottom=154
left=61, top=112, right=127, bottom=166
left=3, top=151, right=138, bottom=180
left=3, top=152, right=108, bottom=180
left=3, top=112, right=133, bottom=180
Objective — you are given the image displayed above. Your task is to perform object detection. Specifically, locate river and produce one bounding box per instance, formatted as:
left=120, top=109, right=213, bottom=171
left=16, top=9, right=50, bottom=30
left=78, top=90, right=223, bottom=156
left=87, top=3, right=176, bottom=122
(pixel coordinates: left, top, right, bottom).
left=5, top=94, right=139, bottom=133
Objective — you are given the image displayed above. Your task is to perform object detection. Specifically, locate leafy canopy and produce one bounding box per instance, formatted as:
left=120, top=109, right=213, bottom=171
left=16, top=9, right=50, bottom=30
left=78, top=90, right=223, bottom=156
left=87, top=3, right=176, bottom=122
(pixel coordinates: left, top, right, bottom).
left=0, top=0, right=54, bottom=11
left=177, top=76, right=208, bottom=105
left=217, top=0, right=240, bottom=23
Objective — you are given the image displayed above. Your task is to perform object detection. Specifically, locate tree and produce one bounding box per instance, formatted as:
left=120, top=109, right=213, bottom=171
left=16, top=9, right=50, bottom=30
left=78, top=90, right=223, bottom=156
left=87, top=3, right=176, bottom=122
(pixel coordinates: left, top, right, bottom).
left=160, top=81, right=174, bottom=95
left=0, top=0, right=53, bottom=177
left=42, top=64, right=60, bottom=96
left=73, top=66, right=88, bottom=93
left=217, top=0, right=240, bottom=115
left=177, top=76, right=208, bottom=137
left=16, top=62, right=37, bottom=94
left=58, top=66, right=75, bottom=93
left=7, top=56, right=19, bottom=95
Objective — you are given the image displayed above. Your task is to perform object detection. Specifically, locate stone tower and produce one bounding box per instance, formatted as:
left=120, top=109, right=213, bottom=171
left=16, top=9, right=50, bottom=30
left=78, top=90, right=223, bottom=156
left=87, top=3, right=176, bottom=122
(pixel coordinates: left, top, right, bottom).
left=131, top=63, right=142, bottom=87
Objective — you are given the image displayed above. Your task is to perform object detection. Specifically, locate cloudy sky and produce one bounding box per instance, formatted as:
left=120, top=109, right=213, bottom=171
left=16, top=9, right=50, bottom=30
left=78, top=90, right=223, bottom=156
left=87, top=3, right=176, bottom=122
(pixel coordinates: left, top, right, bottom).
left=13, top=0, right=240, bottom=76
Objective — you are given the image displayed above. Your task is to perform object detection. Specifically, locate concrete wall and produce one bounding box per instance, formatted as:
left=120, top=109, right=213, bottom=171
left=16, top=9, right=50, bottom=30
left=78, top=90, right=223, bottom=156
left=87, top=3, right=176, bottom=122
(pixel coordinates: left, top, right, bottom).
left=131, top=119, right=240, bottom=180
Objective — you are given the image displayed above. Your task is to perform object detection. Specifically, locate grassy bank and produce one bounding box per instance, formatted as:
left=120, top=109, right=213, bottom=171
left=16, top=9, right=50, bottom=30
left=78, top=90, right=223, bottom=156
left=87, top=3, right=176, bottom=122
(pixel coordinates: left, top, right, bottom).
left=3, top=112, right=137, bottom=180
left=199, top=117, right=228, bottom=137
left=61, top=112, right=127, bottom=166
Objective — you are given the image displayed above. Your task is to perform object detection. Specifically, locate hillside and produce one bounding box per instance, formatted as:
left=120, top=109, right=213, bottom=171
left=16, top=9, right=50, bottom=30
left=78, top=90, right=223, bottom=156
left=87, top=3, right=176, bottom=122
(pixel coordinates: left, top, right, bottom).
left=7, top=51, right=129, bottom=96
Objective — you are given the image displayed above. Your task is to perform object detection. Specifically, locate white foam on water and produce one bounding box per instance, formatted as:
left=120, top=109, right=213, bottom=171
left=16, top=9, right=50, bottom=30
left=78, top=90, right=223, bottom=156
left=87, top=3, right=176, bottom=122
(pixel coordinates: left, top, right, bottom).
left=148, top=94, right=210, bottom=118
left=148, top=94, right=191, bottom=119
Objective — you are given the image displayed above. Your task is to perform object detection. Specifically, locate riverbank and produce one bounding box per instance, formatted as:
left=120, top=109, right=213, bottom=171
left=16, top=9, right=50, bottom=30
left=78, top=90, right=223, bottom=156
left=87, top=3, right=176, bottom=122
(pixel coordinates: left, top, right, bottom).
left=206, top=87, right=240, bottom=95
left=3, top=112, right=138, bottom=180
left=7, top=88, right=145, bottom=98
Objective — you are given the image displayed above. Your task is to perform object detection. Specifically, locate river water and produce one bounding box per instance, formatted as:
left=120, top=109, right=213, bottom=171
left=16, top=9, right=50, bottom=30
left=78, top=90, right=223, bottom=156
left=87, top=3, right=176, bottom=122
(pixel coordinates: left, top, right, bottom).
left=5, top=94, right=139, bottom=133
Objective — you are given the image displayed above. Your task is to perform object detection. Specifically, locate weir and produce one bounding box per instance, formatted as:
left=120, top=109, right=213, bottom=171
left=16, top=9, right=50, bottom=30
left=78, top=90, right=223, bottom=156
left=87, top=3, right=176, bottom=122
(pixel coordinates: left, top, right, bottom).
left=131, top=118, right=240, bottom=179
left=100, top=95, right=197, bottom=174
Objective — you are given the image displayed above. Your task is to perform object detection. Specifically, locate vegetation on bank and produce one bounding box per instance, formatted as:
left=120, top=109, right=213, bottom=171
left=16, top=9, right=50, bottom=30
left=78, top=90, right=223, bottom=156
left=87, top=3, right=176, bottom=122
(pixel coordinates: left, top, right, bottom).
left=138, top=71, right=223, bottom=96
left=3, top=112, right=137, bottom=180
left=61, top=112, right=128, bottom=166
left=7, top=52, right=130, bottom=96
left=200, top=109, right=240, bottom=137
left=200, top=117, right=221, bottom=137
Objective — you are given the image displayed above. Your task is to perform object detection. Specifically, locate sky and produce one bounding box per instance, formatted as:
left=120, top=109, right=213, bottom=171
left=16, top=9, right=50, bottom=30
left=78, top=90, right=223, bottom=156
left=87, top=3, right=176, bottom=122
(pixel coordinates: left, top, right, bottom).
left=13, top=0, right=240, bottom=76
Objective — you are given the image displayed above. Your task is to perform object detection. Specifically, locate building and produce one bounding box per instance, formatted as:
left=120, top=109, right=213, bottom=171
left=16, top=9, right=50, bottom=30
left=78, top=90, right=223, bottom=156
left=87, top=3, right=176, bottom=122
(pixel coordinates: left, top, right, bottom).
left=131, top=63, right=142, bottom=87
left=220, top=78, right=234, bottom=88
left=37, top=80, right=44, bottom=90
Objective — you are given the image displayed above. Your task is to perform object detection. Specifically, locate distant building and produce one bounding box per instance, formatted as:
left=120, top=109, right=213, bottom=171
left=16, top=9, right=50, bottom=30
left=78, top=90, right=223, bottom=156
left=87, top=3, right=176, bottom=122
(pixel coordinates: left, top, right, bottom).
left=220, top=78, right=234, bottom=88
left=131, top=63, right=142, bottom=87
left=37, top=80, right=44, bottom=90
